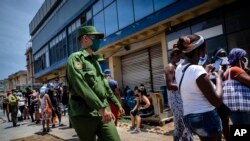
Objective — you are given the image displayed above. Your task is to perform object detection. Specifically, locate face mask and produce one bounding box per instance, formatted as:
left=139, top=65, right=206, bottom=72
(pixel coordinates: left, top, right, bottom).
left=198, top=54, right=208, bottom=66
left=241, top=57, right=249, bottom=69
left=91, top=39, right=101, bottom=52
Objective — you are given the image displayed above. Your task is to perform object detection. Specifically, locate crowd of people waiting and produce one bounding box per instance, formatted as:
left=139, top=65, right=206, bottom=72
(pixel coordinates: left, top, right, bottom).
left=1, top=79, right=70, bottom=133
left=165, top=34, right=250, bottom=141
left=1, top=33, right=249, bottom=140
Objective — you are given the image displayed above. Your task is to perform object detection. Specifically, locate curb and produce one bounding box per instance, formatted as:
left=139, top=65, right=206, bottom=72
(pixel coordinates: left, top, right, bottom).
left=48, top=133, right=65, bottom=140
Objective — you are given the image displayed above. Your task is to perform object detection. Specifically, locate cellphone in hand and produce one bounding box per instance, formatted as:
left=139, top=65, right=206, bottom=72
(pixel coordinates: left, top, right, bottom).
left=212, top=59, right=223, bottom=72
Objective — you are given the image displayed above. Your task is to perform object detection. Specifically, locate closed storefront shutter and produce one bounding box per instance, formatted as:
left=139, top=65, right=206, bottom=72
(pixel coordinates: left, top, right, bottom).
left=150, top=44, right=165, bottom=92
left=121, top=49, right=151, bottom=92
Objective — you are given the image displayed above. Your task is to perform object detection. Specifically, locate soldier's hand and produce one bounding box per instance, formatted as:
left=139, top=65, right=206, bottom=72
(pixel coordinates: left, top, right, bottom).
left=99, top=108, right=112, bottom=123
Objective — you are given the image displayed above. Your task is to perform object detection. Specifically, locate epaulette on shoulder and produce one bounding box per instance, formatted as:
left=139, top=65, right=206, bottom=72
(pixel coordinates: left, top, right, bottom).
left=69, top=51, right=82, bottom=59
left=73, top=51, right=82, bottom=56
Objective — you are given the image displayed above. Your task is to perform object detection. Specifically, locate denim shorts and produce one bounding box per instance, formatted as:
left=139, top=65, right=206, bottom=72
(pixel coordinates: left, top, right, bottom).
left=184, top=109, right=222, bottom=138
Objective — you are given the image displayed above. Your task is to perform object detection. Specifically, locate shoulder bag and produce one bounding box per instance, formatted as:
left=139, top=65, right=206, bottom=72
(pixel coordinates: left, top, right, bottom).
left=223, top=69, right=250, bottom=111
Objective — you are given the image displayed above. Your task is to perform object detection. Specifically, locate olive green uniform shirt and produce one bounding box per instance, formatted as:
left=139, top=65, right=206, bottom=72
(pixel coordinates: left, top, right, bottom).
left=8, top=94, right=18, bottom=106
left=66, top=49, right=122, bottom=117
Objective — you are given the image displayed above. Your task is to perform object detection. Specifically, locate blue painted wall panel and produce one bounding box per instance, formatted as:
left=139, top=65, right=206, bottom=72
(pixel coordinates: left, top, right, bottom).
left=100, top=0, right=207, bottom=48
left=34, top=0, right=208, bottom=78
left=32, top=0, right=91, bottom=54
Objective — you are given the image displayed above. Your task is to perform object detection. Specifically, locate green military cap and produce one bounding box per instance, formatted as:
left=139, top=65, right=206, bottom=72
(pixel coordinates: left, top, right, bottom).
left=77, top=26, right=104, bottom=39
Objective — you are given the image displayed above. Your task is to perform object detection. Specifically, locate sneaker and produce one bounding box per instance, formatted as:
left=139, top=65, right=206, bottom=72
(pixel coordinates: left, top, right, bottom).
left=51, top=124, right=55, bottom=128
left=42, top=128, right=46, bottom=133
left=46, top=128, right=50, bottom=132
left=127, top=126, right=135, bottom=132
left=130, top=128, right=140, bottom=134
left=59, top=123, right=64, bottom=126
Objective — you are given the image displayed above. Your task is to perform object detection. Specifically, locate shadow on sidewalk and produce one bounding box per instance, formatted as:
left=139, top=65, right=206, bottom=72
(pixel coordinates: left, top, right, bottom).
left=4, top=125, right=16, bottom=129
left=34, top=131, right=49, bottom=136
left=62, top=134, right=79, bottom=141
left=164, top=130, right=174, bottom=136
left=65, top=138, right=78, bottom=141
left=58, top=126, right=72, bottom=130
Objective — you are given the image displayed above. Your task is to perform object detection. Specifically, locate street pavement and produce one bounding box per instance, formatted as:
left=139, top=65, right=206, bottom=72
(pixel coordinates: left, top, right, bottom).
left=0, top=109, right=169, bottom=141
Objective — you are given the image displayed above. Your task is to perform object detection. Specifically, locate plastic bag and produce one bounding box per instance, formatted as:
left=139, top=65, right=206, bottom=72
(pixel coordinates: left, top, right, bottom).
left=17, top=109, right=21, bottom=117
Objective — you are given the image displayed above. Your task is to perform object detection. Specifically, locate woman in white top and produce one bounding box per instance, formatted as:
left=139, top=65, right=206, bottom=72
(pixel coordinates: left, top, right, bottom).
left=17, top=92, right=25, bottom=121
left=175, top=34, right=223, bottom=141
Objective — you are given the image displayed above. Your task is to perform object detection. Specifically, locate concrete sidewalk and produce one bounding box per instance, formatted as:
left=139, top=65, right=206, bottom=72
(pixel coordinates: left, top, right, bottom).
left=0, top=112, right=169, bottom=141
left=48, top=116, right=168, bottom=141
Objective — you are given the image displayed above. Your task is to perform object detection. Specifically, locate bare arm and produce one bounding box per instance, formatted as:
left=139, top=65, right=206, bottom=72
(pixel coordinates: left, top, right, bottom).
left=45, top=94, right=53, bottom=109
left=141, top=95, right=151, bottom=109
left=131, top=98, right=139, bottom=111
left=245, top=68, right=250, bottom=75
left=196, top=72, right=223, bottom=107
left=235, top=72, right=250, bottom=87
left=165, top=64, right=178, bottom=91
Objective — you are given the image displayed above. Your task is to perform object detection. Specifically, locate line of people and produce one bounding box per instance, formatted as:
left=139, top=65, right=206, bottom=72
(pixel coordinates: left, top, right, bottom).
left=165, top=34, right=250, bottom=141
left=1, top=81, right=70, bottom=133
left=61, top=25, right=250, bottom=141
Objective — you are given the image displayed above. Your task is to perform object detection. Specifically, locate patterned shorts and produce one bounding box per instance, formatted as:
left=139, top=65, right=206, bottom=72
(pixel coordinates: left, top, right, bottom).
left=41, top=110, right=52, bottom=120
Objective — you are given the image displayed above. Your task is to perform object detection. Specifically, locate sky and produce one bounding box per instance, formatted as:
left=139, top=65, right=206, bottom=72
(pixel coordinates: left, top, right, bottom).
left=0, top=0, right=44, bottom=80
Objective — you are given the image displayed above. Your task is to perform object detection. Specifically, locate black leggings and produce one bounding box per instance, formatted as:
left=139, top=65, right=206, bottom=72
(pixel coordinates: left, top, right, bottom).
left=131, top=108, right=154, bottom=118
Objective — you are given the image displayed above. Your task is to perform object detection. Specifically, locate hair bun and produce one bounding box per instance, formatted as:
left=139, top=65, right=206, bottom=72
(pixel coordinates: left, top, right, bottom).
left=177, top=34, right=204, bottom=53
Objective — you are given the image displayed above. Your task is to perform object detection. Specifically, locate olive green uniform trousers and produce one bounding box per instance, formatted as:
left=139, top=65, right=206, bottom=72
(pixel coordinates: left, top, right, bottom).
left=70, top=116, right=120, bottom=141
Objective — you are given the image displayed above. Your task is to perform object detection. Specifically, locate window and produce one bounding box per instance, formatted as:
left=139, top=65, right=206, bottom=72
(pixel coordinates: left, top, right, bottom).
left=34, top=52, right=46, bottom=73
left=103, top=0, right=114, bottom=7
left=117, top=0, right=134, bottom=29
left=49, top=30, right=67, bottom=65
left=104, top=2, right=118, bottom=36
left=93, top=11, right=105, bottom=35
left=93, top=0, right=103, bottom=15
left=72, top=32, right=78, bottom=52
left=133, top=0, right=153, bottom=21
left=68, top=33, right=73, bottom=54
left=68, top=20, right=81, bottom=54
left=191, top=16, right=223, bottom=33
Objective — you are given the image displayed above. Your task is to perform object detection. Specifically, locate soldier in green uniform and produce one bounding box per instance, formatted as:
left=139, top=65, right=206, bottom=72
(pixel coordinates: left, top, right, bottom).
left=8, top=89, right=19, bottom=127
left=66, top=26, right=124, bottom=141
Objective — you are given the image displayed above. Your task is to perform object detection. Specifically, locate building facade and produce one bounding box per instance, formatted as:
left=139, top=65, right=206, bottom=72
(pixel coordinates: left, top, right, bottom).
left=7, top=70, right=28, bottom=90
left=30, top=0, right=249, bottom=93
